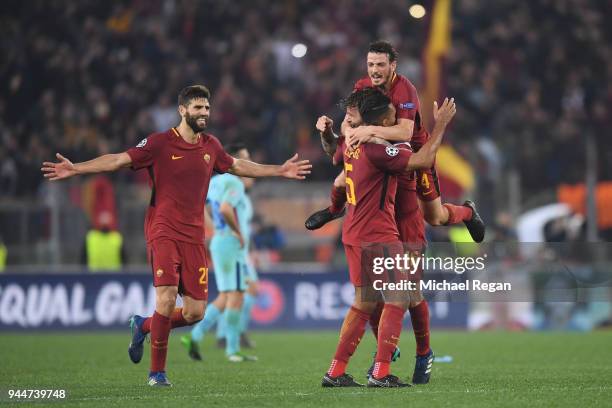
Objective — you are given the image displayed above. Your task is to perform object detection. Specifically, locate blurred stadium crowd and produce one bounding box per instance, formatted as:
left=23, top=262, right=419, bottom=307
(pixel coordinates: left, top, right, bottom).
left=1, top=0, right=609, bottom=198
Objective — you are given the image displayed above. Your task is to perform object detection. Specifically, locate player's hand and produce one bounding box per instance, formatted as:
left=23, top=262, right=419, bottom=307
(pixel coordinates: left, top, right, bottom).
left=41, top=153, right=78, bottom=181
left=232, top=231, right=245, bottom=248
left=316, top=116, right=333, bottom=133
left=433, top=97, right=456, bottom=127
left=280, top=153, right=312, bottom=180
left=346, top=126, right=373, bottom=151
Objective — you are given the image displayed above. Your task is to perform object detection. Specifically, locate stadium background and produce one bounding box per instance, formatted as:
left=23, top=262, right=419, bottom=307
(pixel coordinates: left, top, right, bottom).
left=1, top=0, right=612, bottom=402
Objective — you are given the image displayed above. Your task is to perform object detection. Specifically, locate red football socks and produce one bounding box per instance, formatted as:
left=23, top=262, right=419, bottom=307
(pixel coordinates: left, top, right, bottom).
left=373, top=304, right=406, bottom=379
left=409, top=300, right=431, bottom=356
left=150, top=311, right=171, bottom=372
left=142, top=317, right=152, bottom=334
left=170, top=307, right=190, bottom=329
left=443, top=203, right=473, bottom=225
left=327, top=306, right=370, bottom=377
left=369, top=302, right=384, bottom=340
left=329, top=186, right=347, bottom=214
left=142, top=308, right=193, bottom=334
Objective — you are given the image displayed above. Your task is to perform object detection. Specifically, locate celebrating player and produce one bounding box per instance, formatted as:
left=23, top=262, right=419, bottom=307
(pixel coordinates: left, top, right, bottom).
left=41, top=85, right=311, bottom=387
left=306, top=40, right=484, bottom=243
left=322, top=88, right=456, bottom=387
left=181, top=143, right=258, bottom=363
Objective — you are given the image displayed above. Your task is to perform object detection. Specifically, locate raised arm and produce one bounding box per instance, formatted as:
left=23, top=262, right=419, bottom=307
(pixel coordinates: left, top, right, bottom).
left=405, top=98, right=456, bottom=171
left=316, top=115, right=339, bottom=157
left=42, top=152, right=132, bottom=181
left=228, top=154, right=312, bottom=179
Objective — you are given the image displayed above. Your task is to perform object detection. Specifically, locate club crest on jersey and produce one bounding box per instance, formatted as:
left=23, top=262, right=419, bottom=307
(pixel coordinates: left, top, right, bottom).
left=156, top=269, right=164, bottom=277
left=203, top=153, right=210, bottom=163
left=399, top=102, right=415, bottom=110
left=344, top=147, right=361, bottom=160
left=136, top=138, right=147, bottom=148
left=386, top=146, right=399, bottom=157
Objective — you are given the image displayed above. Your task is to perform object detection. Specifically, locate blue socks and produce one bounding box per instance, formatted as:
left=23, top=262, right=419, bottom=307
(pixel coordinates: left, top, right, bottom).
left=238, top=293, right=256, bottom=333
left=224, top=308, right=241, bottom=356
left=191, top=304, right=221, bottom=342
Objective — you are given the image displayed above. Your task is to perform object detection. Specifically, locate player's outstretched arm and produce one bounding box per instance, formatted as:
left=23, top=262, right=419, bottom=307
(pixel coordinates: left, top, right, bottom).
left=228, top=154, right=312, bottom=180
left=405, top=98, right=456, bottom=171
left=41, top=152, right=132, bottom=181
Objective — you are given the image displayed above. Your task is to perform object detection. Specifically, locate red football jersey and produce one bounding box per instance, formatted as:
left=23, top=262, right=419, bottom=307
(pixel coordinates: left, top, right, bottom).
left=339, top=139, right=412, bottom=246
left=126, top=128, right=234, bottom=244
left=393, top=142, right=419, bottom=216
left=336, top=138, right=418, bottom=217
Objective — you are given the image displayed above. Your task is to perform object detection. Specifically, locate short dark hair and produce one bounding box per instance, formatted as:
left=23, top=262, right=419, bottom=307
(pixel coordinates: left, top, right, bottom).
left=359, top=88, right=391, bottom=124
left=225, top=142, right=248, bottom=156
left=178, top=85, right=211, bottom=106
left=341, top=88, right=391, bottom=125
left=368, top=40, right=398, bottom=63
left=340, top=90, right=367, bottom=110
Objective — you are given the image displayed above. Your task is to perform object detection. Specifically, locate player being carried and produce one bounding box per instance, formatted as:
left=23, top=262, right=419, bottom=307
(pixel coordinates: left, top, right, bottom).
left=181, top=143, right=259, bottom=363
left=41, top=85, right=311, bottom=387
left=322, top=88, right=456, bottom=387
left=305, top=40, right=484, bottom=243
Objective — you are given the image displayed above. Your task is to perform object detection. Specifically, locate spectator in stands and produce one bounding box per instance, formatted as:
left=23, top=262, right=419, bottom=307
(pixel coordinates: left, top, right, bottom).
left=82, top=211, right=125, bottom=272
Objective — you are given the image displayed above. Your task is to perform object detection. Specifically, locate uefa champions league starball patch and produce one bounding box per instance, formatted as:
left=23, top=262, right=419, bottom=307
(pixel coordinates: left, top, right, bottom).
left=136, top=138, right=148, bottom=148
left=385, top=146, right=399, bottom=157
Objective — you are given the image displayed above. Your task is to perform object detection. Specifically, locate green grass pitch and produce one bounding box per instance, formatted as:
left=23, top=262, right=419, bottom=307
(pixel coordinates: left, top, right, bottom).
left=2, top=330, right=611, bottom=407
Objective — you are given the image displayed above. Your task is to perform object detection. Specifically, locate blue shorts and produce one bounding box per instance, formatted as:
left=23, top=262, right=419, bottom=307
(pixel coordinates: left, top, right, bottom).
left=244, top=260, right=258, bottom=284
left=210, top=235, right=248, bottom=292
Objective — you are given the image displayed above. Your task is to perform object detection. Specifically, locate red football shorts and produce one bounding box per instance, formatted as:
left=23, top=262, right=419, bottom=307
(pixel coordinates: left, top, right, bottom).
left=147, top=238, right=209, bottom=301
left=344, top=241, right=405, bottom=287
left=396, top=208, right=426, bottom=250
left=416, top=165, right=441, bottom=202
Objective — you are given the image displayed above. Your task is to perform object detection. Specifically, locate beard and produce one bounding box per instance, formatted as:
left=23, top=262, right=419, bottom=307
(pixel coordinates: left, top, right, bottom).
left=185, top=112, right=208, bottom=133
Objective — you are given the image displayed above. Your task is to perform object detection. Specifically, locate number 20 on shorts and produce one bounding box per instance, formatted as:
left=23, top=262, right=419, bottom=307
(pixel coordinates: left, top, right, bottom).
left=198, top=267, right=208, bottom=286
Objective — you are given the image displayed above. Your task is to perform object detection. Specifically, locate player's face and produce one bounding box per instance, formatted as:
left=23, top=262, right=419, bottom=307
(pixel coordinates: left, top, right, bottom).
left=237, top=149, right=255, bottom=189
left=181, top=98, right=210, bottom=133
left=345, top=106, right=364, bottom=128
left=367, top=52, right=397, bottom=87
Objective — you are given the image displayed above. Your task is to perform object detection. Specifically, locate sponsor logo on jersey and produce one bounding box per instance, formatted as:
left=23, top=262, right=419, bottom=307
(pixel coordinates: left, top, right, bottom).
left=386, top=146, right=399, bottom=157
left=399, top=102, right=415, bottom=110
left=136, top=138, right=147, bottom=148
left=171, top=155, right=184, bottom=160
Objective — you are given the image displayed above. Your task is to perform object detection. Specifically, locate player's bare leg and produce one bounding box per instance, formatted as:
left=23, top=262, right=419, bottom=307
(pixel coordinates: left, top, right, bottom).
left=323, top=287, right=376, bottom=387
left=420, top=197, right=485, bottom=242
left=305, top=171, right=347, bottom=230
